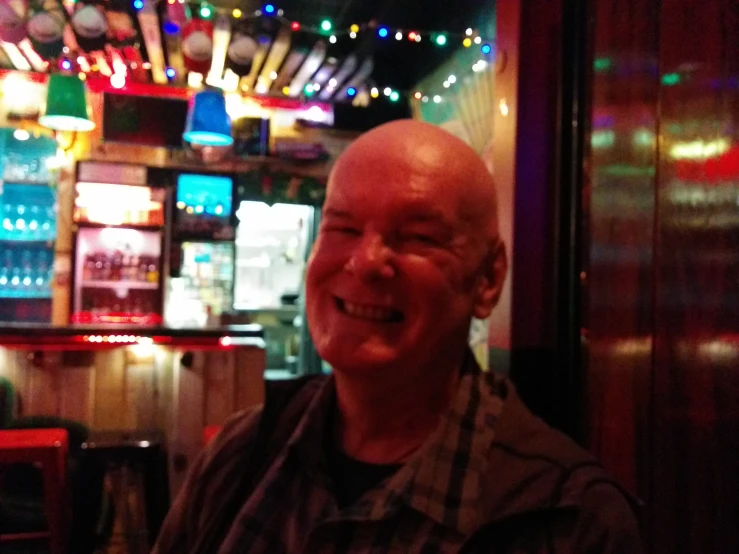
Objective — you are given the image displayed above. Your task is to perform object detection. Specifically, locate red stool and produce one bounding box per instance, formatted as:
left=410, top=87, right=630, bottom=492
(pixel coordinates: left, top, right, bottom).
left=0, top=428, right=69, bottom=554
left=202, top=425, right=222, bottom=446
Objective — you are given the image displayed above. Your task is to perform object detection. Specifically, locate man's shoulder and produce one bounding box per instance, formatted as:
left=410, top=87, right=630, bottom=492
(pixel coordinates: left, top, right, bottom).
left=482, top=376, right=636, bottom=520
left=207, top=375, right=328, bottom=457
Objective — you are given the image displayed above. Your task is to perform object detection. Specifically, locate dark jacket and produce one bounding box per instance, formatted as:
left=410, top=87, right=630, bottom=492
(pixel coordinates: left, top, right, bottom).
left=154, top=368, right=643, bottom=553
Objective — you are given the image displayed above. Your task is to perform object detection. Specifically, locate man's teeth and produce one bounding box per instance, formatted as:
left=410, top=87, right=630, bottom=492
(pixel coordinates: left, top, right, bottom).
left=343, top=301, right=396, bottom=322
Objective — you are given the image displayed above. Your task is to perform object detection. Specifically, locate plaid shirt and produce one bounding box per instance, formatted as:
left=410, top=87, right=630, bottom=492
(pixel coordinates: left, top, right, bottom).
left=155, top=355, right=643, bottom=554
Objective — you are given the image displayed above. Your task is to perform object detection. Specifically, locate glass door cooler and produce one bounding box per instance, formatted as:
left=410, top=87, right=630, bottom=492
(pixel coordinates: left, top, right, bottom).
left=71, top=180, right=166, bottom=325
left=0, top=131, right=58, bottom=323
left=165, top=173, right=235, bottom=327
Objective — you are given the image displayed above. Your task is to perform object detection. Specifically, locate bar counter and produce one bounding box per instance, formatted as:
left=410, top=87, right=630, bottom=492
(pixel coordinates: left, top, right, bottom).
left=0, top=323, right=267, bottom=499
left=0, top=323, right=265, bottom=349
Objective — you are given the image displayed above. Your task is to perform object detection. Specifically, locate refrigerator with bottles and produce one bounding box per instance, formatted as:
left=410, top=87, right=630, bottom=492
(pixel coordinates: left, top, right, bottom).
left=0, top=131, right=58, bottom=323
left=165, top=172, right=235, bottom=327
left=70, top=176, right=167, bottom=325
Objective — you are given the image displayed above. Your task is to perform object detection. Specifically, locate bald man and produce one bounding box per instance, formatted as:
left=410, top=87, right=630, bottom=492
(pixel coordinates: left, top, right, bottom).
left=154, top=121, right=642, bottom=553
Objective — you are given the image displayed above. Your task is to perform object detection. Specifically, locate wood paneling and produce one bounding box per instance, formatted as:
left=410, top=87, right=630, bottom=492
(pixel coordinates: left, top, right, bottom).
left=586, top=0, right=739, bottom=551
left=0, top=345, right=266, bottom=500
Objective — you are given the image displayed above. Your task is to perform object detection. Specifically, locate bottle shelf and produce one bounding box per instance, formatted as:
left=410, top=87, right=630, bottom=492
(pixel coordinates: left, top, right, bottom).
left=0, top=236, right=56, bottom=244
left=0, top=290, right=52, bottom=299
left=81, top=280, right=159, bottom=290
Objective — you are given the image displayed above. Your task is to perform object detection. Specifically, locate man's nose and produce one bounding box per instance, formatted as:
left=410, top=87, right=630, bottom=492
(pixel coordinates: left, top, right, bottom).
left=344, top=233, right=395, bottom=281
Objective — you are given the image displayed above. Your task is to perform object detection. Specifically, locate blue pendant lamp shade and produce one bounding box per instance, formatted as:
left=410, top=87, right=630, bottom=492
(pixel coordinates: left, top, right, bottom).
left=183, top=89, right=233, bottom=146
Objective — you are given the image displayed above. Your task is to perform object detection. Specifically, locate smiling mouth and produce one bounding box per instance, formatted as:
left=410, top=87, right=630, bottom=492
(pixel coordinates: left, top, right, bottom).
left=335, top=297, right=404, bottom=323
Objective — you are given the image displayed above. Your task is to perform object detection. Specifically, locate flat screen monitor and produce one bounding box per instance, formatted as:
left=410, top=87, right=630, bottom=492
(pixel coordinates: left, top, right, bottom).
left=174, top=173, right=234, bottom=239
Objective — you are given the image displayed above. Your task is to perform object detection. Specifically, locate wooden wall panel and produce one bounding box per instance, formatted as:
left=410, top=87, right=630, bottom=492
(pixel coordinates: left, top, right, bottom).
left=236, top=347, right=266, bottom=412
left=586, top=0, right=739, bottom=552
left=93, top=349, right=129, bottom=430
left=1, top=344, right=266, bottom=501
left=58, top=365, right=95, bottom=425
left=204, top=350, right=236, bottom=426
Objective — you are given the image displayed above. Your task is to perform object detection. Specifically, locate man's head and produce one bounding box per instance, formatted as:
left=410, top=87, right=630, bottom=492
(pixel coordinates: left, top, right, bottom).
left=306, top=120, right=507, bottom=377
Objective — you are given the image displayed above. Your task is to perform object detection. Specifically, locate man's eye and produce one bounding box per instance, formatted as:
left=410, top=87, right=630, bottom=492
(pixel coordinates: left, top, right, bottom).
left=405, top=234, right=438, bottom=246
left=326, top=226, right=361, bottom=236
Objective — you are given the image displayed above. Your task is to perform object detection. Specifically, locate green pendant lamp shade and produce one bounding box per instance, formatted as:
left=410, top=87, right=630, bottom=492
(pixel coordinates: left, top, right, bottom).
left=183, top=89, right=233, bottom=146
left=39, top=74, right=95, bottom=132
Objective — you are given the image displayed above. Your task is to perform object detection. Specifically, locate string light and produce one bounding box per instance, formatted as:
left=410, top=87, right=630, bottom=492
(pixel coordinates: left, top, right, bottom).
left=466, top=28, right=474, bottom=36
left=395, top=31, right=403, bottom=40
left=232, top=8, right=242, bottom=17
left=263, top=4, right=275, bottom=14
left=321, top=19, right=332, bottom=32
left=282, top=86, right=291, bottom=95
left=350, top=24, right=360, bottom=33
left=378, top=27, right=389, bottom=38
left=474, top=36, right=482, bottom=44
left=166, top=67, right=176, bottom=78
left=463, top=38, right=472, bottom=48
left=422, top=96, right=429, bottom=103
left=133, top=0, right=143, bottom=9
left=443, top=81, right=450, bottom=88
left=414, top=91, right=422, bottom=100
left=61, top=59, right=71, bottom=70
left=448, top=75, right=456, bottom=84
left=370, top=87, right=379, bottom=98
left=110, top=73, right=126, bottom=89
left=350, top=32, right=357, bottom=39
left=347, top=87, right=357, bottom=97
left=433, top=95, right=442, bottom=103
left=408, top=31, right=417, bottom=41
left=200, top=2, right=212, bottom=18
left=329, top=35, right=337, bottom=43
left=291, top=21, right=300, bottom=31
left=390, top=91, right=400, bottom=102
left=435, top=34, right=447, bottom=46
left=481, top=44, right=492, bottom=55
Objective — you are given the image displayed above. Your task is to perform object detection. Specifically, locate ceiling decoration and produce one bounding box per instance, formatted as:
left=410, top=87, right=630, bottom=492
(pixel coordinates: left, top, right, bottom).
left=0, top=0, right=493, bottom=106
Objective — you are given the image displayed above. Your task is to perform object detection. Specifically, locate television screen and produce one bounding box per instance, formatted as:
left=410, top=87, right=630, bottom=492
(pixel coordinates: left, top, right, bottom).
left=174, top=174, right=234, bottom=239
left=103, top=93, right=188, bottom=148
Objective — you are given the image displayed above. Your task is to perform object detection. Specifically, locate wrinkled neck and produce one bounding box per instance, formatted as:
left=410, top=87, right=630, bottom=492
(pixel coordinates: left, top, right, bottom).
left=332, top=356, right=462, bottom=464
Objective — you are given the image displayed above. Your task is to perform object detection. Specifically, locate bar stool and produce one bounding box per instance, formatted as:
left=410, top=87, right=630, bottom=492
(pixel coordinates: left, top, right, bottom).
left=82, top=430, right=168, bottom=551
left=0, top=428, right=69, bottom=554
left=203, top=425, right=222, bottom=446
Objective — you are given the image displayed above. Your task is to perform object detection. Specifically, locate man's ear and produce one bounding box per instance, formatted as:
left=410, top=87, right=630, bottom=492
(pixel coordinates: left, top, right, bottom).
left=473, top=239, right=508, bottom=320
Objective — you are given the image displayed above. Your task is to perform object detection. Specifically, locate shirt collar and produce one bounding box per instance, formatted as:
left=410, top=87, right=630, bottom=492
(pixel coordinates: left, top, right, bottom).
left=286, top=352, right=505, bottom=535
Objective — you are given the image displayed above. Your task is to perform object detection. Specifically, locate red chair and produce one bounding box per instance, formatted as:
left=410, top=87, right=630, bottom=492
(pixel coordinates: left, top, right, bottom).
left=202, top=425, right=222, bottom=446
left=0, top=428, right=69, bottom=554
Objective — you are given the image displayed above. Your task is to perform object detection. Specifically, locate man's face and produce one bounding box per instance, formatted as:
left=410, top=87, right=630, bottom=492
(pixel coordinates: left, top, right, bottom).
left=305, top=144, right=490, bottom=375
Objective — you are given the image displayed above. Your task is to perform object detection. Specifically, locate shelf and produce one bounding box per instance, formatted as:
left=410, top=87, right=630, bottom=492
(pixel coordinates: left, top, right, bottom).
left=1, top=180, right=52, bottom=186
left=80, top=280, right=159, bottom=290
left=0, top=237, right=56, bottom=244
left=74, top=222, right=163, bottom=231
left=0, top=291, right=52, bottom=299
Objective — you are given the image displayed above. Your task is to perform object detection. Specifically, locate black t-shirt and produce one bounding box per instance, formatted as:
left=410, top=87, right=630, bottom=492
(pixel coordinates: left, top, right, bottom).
left=325, top=407, right=401, bottom=508
left=329, top=447, right=401, bottom=508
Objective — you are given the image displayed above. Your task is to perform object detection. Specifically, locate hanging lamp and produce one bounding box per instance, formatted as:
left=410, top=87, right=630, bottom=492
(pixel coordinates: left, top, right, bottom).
left=39, top=73, right=95, bottom=132
left=183, top=88, right=233, bottom=146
